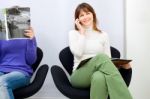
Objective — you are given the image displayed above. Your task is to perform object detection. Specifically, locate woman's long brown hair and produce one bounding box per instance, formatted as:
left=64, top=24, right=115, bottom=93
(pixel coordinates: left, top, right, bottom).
left=74, top=3, right=101, bottom=32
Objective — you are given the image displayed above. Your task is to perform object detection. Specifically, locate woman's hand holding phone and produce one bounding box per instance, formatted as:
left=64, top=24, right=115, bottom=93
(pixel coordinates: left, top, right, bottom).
left=75, top=19, right=85, bottom=35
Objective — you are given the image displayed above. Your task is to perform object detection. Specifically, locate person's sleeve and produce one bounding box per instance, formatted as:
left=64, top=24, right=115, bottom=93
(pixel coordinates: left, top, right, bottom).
left=25, top=37, right=37, bottom=65
left=69, top=30, right=85, bottom=58
left=0, top=41, right=1, bottom=57
left=103, top=32, right=111, bottom=58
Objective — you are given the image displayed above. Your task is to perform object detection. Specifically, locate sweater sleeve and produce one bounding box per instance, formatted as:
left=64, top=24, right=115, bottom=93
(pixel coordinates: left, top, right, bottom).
left=0, top=41, right=1, bottom=57
left=69, top=30, right=86, bottom=58
left=25, top=37, right=37, bottom=65
left=103, top=32, right=111, bottom=58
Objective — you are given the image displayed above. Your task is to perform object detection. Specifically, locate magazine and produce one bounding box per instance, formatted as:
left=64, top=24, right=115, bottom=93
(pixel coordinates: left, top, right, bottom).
left=111, top=58, right=132, bottom=66
left=75, top=57, right=132, bottom=69
left=0, top=6, right=30, bottom=40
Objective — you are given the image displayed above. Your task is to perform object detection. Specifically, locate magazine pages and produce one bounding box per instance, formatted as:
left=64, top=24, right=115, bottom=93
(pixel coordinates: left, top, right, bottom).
left=0, top=6, right=30, bottom=40
left=0, top=9, right=6, bottom=40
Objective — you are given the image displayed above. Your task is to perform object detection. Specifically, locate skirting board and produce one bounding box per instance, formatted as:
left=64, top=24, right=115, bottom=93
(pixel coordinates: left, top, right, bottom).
left=26, top=97, right=67, bottom=99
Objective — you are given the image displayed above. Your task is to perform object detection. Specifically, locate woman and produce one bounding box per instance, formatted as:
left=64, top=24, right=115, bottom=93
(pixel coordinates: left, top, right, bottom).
left=69, top=2, right=132, bottom=99
left=0, top=27, right=37, bottom=99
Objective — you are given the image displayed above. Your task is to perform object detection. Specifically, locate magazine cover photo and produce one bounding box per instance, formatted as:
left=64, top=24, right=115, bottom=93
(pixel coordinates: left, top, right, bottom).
left=6, top=7, right=30, bottom=39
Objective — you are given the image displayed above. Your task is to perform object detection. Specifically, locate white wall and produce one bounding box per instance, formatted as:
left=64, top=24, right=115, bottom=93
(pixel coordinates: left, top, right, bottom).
left=126, top=0, right=150, bottom=99
left=0, top=0, right=125, bottom=98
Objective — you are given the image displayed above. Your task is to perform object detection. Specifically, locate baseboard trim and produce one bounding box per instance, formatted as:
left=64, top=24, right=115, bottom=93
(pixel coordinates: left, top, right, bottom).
left=27, top=97, right=67, bottom=99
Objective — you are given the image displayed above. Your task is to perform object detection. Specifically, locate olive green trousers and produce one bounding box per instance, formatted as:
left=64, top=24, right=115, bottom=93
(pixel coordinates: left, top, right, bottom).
left=70, top=53, right=132, bottom=99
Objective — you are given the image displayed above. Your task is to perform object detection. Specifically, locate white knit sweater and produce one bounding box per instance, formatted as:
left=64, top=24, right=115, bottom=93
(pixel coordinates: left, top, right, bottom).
left=69, top=28, right=111, bottom=71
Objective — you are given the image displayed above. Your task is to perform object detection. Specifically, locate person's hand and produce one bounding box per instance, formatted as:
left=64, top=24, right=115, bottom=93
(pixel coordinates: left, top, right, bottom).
left=24, top=27, right=35, bottom=39
left=75, top=19, right=85, bottom=35
left=114, top=63, right=131, bottom=69
left=122, top=63, right=131, bottom=69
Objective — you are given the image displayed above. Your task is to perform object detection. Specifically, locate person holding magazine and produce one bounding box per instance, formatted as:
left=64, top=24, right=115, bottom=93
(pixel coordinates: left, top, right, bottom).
left=69, top=3, right=132, bottom=99
left=0, top=27, right=36, bottom=99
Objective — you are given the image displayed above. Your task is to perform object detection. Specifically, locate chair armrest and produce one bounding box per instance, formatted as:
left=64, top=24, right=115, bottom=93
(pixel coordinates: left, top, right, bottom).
left=14, top=64, right=49, bottom=98
left=51, top=65, right=71, bottom=88
left=51, top=65, right=90, bottom=99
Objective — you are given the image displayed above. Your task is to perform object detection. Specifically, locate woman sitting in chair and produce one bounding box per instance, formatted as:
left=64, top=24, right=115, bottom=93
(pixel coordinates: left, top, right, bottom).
left=0, top=27, right=36, bottom=99
left=69, top=2, right=132, bottom=99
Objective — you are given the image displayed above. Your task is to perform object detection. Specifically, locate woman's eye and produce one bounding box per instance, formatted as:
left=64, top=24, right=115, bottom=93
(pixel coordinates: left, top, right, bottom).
left=87, top=12, right=90, bottom=15
left=79, top=14, right=84, bottom=17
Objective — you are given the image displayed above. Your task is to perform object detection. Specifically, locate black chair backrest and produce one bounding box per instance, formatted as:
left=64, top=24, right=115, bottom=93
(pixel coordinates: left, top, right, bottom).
left=110, top=46, right=120, bottom=58
left=59, top=46, right=120, bottom=75
left=31, top=47, right=43, bottom=71
left=59, top=47, right=73, bottom=75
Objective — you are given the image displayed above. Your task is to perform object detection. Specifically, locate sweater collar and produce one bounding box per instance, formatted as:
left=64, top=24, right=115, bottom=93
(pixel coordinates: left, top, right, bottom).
left=84, top=25, right=93, bottom=32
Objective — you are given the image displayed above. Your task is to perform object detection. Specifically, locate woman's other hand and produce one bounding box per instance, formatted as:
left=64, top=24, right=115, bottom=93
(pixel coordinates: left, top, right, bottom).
left=115, top=63, right=131, bottom=69
left=122, top=63, right=131, bottom=69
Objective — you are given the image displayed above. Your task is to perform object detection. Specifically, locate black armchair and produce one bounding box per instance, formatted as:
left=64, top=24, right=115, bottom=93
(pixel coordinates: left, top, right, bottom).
left=13, top=47, right=49, bottom=99
left=51, top=46, right=123, bottom=99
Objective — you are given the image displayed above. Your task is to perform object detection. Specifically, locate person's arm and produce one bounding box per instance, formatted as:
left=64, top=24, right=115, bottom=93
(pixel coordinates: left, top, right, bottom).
left=25, top=37, right=37, bottom=65
left=0, top=41, right=1, bottom=57
left=103, top=32, right=111, bottom=58
left=69, top=30, right=85, bottom=58
left=24, top=27, right=37, bottom=65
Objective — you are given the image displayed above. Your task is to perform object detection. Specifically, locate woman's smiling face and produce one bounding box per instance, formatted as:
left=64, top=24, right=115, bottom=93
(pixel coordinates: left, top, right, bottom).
left=78, top=10, right=93, bottom=27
